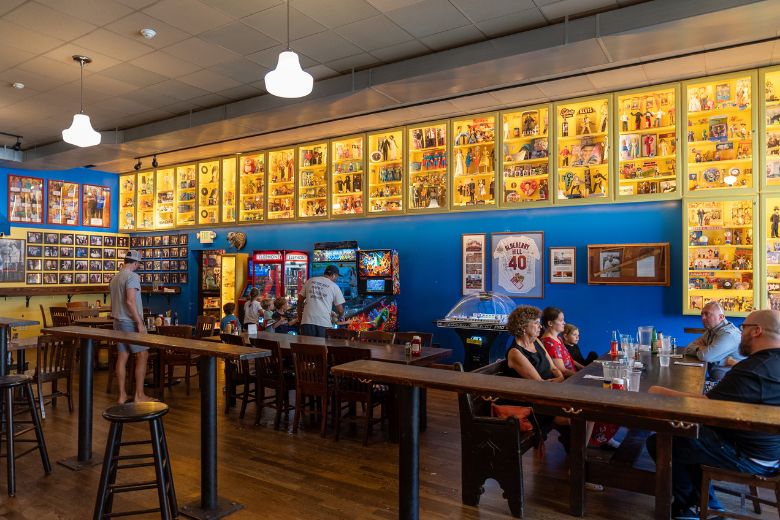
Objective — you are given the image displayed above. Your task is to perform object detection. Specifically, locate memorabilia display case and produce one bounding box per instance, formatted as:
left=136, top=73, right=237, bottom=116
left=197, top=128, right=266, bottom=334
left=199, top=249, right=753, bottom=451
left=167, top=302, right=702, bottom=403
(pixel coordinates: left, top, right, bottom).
left=239, top=152, right=265, bottom=223
left=47, top=179, right=79, bottom=226
left=8, top=175, right=43, bottom=224
left=761, top=66, right=780, bottom=191
left=367, top=128, right=404, bottom=214
left=221, top=156, right=237, bottom=223
left=615, top=84, right=681, bottom=200
left=175, top=164, right=196, bottom=227
left=220, top=253, right=248, bottom=312
left=136, top=171, right=155, bottom=231
left=198, top=159, right=220, bottom=225
left=763, top=194, right=780, bottom=309
left=683, top=71, right=757, bottom=193
left=407, top=121, right=448, bottom=212
left=499, top=105, right=552, bottom=207
left=155, top=168, right=175, bottom=229
left=330, top=134, right=365, bottom=218
left=118, top=173, right=136, bottom=231
left=267, top=148, right=296, bottom=221
left=554, top=95, right=611, bottom=203
left=684, top=197, right=757, bottom=316
left=297, top=141, right=328, bottom=220
left=451, top=113, right=497, bottom=210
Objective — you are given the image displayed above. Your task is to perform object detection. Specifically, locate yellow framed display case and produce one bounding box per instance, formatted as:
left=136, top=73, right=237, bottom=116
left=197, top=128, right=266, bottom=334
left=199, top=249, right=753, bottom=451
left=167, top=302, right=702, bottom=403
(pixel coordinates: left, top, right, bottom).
left=220, top=253, right=248, bottom=310
left=238, top=152, right=265, bottom=223
left=451, top=113, right=497, bottom=210
left=760, top=66, right=780, bottom=191
left=267, top=147, right=296, bottom=221
left=221, top=156, right=238, bottom=224
left=683, top=196, right=757, bottom=317
left=554, top=95, right=611, bottom=204
left=297, top=141, right=328, bottom=220
left=155, top=168, right=176, bottom=229
left=198, top=159, right=220, bottom=225
left=136, top=170, right=156, bottom=231
left=614, top=83, right=681, bottom=201
left=499, top=104, right=552, bottom=208
left=683, top=71, right=757, bottom=195
left=118, top=173, right=136, bottom=231
left=407, top=120, right=448, bottom=213
left=175, top=164, right=197, bottom=227
left=367, top=127, right=404, bottom=215
left=330, top=134, right=365, bottom=219
left=762, top=194, right=780, bottom=310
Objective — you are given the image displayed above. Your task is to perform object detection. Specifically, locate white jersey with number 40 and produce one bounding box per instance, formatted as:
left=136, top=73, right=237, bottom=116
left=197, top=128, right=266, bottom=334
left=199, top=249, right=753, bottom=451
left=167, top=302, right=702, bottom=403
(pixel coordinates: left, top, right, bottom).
left=493, top=236, right=540, bottom=294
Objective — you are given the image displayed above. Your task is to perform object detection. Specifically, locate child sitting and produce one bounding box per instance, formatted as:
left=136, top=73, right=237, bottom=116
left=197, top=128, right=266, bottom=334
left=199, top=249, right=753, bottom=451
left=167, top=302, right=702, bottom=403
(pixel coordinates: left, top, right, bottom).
left=561, top=323, right=598, bottom=366
left=261, top=298, right=275, bottom=321
left=270, top=297, right=298, bottom=334
left=220, top=302, right=241, bottom=334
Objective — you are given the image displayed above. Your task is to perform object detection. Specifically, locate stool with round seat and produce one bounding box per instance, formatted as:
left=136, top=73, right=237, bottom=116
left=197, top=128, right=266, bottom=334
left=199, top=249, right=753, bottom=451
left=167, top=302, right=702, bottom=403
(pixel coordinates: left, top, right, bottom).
left=0, top=374, right=52, bottom=496
left=94, top=402, right=177, bottom=520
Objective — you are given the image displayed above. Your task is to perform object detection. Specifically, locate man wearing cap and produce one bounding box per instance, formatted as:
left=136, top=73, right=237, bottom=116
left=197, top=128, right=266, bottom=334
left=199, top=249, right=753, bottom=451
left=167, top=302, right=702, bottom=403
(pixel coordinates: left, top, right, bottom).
left=297, top=264, right=345, bottom=337
left=110, top=250, right=153, bottom=404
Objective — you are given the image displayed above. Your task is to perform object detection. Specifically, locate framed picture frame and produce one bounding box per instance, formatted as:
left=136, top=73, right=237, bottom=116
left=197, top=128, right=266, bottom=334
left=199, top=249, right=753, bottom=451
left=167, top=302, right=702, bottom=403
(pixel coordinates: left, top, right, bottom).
left=586, top=243, right=670, bottom=286
left=43, top=273, right=58, bottom=285
left=8, top=175, right=43, bottom=224
left=44, top=232, right=59, bottom=245
left=461, top=233, right=486, bottom=295
left=26, top=245, right=42, bottom=258
left=549, top=247, right=576, bottom=284
left=89, top=235, right=103, bottom=247
left=27, top=273, right=42, bottom=285
left=75, top=273, right=88, bottom=284
left=103, top=236, right=116, bottom=247
left=490, top=231, right=544, bottom=298
left=117, top=237, right=129, bottom=248
left=47, top=179, right=80, bottom=226
left=59, top=233, right=74, bottom=245
left=26, top=259, right=42, bottom=271
left=26, top=231, right=42, bottom=244
left=75, top=234, right=89, bottom=246
left=82, top=185, right=111, bottom=228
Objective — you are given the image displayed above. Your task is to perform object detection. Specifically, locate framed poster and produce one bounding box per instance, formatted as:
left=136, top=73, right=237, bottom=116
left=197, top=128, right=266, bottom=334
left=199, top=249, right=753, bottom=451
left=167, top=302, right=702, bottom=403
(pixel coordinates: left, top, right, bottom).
left=461, top=233, right=486, bottom=295
left=47, top=179, right=80, bottom=226
left=587, top=243, right=670, bottom=286
left=0, top=238, right=25, bottom=283
left=8, top=175, right=43, bottom=223
left=82, top=185, right=111, bottom=228
left=490, top=231, right=544, bottom=298
left=550, top=247, right=576, bottom=284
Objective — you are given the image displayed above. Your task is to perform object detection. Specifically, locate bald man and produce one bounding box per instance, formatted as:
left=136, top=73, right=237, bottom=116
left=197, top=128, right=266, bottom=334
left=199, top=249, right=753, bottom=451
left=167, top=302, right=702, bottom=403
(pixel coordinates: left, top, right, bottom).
left=685, top=301, right=743, bottom=381
left=648, top=309, right=780, bottom=519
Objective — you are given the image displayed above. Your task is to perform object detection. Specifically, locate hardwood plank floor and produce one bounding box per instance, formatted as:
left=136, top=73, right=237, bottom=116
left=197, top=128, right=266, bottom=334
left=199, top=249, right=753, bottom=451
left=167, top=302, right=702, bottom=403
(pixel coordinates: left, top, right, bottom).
left=0, top=364, right=775, bottom=519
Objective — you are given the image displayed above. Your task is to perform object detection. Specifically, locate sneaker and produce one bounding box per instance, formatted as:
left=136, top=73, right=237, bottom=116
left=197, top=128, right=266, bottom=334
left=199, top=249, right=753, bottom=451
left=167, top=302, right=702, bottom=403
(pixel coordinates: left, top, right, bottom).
left=708, top=497, right=725, bottom=512
left=671, top=507, right=698, bottom=520
left=584, top=482, right=604, bottom=491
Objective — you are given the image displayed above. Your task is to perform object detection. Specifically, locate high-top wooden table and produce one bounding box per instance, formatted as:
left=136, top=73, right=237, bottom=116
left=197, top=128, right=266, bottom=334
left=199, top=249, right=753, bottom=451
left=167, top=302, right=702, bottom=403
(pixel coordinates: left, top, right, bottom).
left=43, top=325, right=269, bottom=520
left=0, top=317, right=39, bottom=376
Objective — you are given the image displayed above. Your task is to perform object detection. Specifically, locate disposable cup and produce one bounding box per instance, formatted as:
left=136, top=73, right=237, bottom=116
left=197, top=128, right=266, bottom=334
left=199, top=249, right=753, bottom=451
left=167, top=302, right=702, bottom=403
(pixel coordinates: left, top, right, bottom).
left=627, top=370, right=641, bottom=392
left=659, top=352, right=671, bottom=367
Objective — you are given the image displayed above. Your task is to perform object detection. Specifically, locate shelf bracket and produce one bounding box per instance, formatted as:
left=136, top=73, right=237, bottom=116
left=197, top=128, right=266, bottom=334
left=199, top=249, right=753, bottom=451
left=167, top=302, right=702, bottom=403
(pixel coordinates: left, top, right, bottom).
left=25, top=296, right=31, bottom=308
left=66, top=294, right=73, bottom=303
left=103, top=293, right=108, bottom=304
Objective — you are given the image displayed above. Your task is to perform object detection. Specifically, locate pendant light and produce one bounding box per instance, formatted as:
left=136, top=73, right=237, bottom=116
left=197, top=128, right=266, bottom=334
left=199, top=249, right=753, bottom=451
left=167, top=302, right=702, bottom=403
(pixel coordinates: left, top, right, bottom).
left=62, top=55, right=101, bottom=148
left=264, top=0, right=313, bottom=98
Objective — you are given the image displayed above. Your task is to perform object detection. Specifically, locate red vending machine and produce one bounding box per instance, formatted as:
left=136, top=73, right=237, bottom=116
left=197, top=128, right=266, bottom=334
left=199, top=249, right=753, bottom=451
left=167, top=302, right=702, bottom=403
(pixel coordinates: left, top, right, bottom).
left=243, top=250, right=309, bottom=305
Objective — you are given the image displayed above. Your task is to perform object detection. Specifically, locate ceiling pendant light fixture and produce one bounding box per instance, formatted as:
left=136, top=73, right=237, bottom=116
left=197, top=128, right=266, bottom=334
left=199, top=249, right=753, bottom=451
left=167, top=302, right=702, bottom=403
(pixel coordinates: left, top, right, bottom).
left=62, top=55, right=101, bottom=148
left=264, top=0, right=313, bottom=98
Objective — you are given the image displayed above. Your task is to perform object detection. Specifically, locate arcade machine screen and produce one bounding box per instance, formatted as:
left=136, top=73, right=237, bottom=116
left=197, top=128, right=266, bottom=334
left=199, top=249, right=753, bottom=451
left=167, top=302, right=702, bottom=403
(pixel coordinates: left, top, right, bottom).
left=358, top=250, right=392, bottom=277
left=312, top=247, right=358, bottom=300
left=364, top=278, right=386, bottom=294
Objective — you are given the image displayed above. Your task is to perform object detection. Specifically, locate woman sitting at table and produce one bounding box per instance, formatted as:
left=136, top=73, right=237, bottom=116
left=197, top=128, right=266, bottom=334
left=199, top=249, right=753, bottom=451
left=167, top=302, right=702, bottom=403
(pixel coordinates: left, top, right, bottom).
left=540, top=306, right=580, bottom=378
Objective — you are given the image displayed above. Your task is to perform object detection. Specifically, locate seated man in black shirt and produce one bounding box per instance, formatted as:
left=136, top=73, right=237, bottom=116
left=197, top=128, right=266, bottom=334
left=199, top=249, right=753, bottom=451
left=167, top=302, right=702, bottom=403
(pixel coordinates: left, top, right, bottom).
left=646, top=309, right=780, bottom=520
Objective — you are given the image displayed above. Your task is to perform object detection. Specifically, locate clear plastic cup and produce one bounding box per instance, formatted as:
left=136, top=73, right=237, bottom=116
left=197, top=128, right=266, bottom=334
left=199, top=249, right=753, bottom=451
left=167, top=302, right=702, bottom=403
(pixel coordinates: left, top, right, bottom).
left=659, top=352, right=671, bottom=367
left=602, top=361, right=620, bottom=388
left=627, top=370, right=641, bottom=392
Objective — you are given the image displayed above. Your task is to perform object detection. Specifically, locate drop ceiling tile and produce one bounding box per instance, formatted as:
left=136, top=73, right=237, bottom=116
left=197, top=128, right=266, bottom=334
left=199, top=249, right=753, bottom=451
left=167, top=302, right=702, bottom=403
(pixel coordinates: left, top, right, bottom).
left=0, top=20, right=64, bottom=55
left=538, top=0, right=618, bottom=21
left=164, top=37, right=242, bottom=67
left=537, top=76, right=597, bottom=98
left=325, top=53, right=380, bottom=73
left=130, top=50, right=202, bottom=78
left=420, top=24, right=485, bottom=51
left=588, top=65, right=648, bottom=91
left=81, top=74, right=139, bottom=97
left=292, top=0, right=380, bottom=29
left=291, top=31, right=364, bottom=63
left=0, top=67, right=61, bottom=93
left=305, top=64, right=339, bottom=81
left=216, top=83, right=263, bottom=100
left=159, top=100, right=201, bottom=115
left=0, top=85, right=40, bottom=109
left=0, top=0, right=25, bottom=16
left=4, top=2, right=96, bottom=41
left=92, top=95, right=158, bottom=116
left=491, top=84, right=548, bottom=105
left=178, top=69, right=242, bottom=92
left=247, top=44, right=317, bottom=69
left=199, top=0, right=280, bottom=17
left=187, top=92, right=231, bottom=107
left=385, top=0, right=471, bottom=39
left=208, top=59, right=269, bottom=83
left=450, top=0, right=536, bottom=23
left=0, top=45, right=36, bottom=72
left=104, top=12, right=192, bottom=49
left=42, top=45, right=122, bottom=74
left=71, top=29, right=156, bottom=63
left=17, top=56, right=83, bottom=83
left=97, top=62, right=168, bottom=87
left=335, top=15, right=413, bottom=51
left=366, top=0, right=424, bottom=12
left=201, top=21, right=279, bottom=55
left=124, top=88, right=183, bottom=110
left=476, top=7, right=548, bottom=37
left=370, top=39, right=429, bottom=62
left=36, top=0, right=133, bottom=25
left=143, top=0, right=233, bottom=34
left=147, top=79, right=210, bottom=100
left=242, top=4, right=327, bottom=42
left=642, top=55, right=705, bottom=84
left=115, top=0, right=158, bottom=9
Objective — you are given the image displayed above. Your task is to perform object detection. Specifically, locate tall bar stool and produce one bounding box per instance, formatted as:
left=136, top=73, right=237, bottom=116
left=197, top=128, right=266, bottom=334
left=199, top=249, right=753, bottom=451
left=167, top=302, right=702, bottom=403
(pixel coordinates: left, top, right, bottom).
left=94, top=402, right=177, bottom=520
left=0, top=374, right=52, bottom=496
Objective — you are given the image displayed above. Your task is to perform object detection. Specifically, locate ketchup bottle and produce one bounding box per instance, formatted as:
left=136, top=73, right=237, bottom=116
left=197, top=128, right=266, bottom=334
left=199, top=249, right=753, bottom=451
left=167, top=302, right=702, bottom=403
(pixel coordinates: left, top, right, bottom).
left=411, top=335, right=422, bottom=357
left=610, top=330, right=619, bottom=360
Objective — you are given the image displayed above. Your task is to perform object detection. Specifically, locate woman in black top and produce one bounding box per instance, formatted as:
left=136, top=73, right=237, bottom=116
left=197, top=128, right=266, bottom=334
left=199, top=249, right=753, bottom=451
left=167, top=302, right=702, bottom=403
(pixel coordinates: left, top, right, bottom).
left=504, top=305, right=564, bottom=382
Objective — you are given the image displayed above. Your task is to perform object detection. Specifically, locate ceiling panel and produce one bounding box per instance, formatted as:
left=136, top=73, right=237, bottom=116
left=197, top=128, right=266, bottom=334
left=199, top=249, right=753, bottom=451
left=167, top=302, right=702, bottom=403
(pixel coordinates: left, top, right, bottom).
left=292, top=0, right=380, bottom=29
left=246, top=44, right=318, bottom=69
left=164, top=37, right=243, bottom=67
left=370, top=39, right=430, bottom=62
left=97, top=62, right=169, bottom=87
left=335, top=15, right=414, bottom=51
left=420, top=25, right=485, bottom=51
left=0, top=19, right=64, bottom=55
left=242, top=4, right=327, bottom=42
left=42, top=44, right=122, bottom=74
left=289, top=32, right=364, bottom=63
left=325, top=53, right=381, bottom=74
left=207, top=59, right=270, bottom=84
left=104, top=12, right=192, bottom=49
left=200, top=21, right=280, bottom=55
left=0, top=45, right=36, bottom=73
left=146, top=79, right=211, bottom=101
left=198, top=0, right=281, bottom=18
left=130, top=50, right=203, bottom=78
left=4, top=2, right=96, bottom=40
left=366, top=0, right=425, bottom=13
left=178, top=69, right=242, bottom=92
left=385, top=0, right=472, bottom=39
left=35, top=0, right=133, bottom=26
left=476, top=8, right=548, bottom=38
left=71, top=29, right=156, bottom=62
left=142, top=0, right=234, bottom=34
left=451, top=0, right=536, bottom=23
left=539, top=0, right=619, bottom=21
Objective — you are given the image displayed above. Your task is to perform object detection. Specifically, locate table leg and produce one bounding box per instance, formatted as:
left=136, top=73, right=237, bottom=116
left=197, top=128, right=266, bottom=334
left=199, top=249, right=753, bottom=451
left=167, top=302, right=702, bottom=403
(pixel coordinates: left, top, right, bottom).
left=569, top=418, right=587, bottom=517
left=398, top=385, right=420, bottom=520
left=654, top=433, right=673, bottom=520
left=180, top=356, right=243, bottom=520
left=59, top=338, right=101, bottom=470
left=0, top=326, right=7, bottom=377
left=16, top=350, right=25, bottom=375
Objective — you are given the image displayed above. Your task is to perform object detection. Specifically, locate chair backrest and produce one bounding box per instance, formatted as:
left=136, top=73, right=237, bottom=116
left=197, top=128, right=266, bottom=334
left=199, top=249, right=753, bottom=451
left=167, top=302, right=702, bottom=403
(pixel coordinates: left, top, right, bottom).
left=328, top=345, right=371, bottom=367
left=461, top=360, right=506, bottom=420
left=250, top=338, right=283, bottom=384
left=326, top=328, right=358, bottom=341
left=290, top=343, right=329, bottom=394
left=393, top=332, right=434, bottom=349
left=360, top=330, right=395, bottom=345
left=36, top=334, right=76, bottom=378
left=49, top=307, right=72, bottom=327
left=195, top=315, right=217, bottom=339
left=68, top=308, right=99, bottom=323
left=157, top=325, right=193, bottom=339
left=66, top=301, right=89, bottom=310
left=220, top=333, right=245, bottom=346
left=329, top=346, right=372, bottom=396
left=39, top=304, right=49, bottom=329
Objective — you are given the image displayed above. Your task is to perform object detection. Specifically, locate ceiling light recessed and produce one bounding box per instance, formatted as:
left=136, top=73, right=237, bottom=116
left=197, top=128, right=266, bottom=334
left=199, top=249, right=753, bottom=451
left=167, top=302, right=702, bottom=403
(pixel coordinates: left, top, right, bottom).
left=140, top=28, right=157, bottom=39
left=11, top=82, right=24, bottom=90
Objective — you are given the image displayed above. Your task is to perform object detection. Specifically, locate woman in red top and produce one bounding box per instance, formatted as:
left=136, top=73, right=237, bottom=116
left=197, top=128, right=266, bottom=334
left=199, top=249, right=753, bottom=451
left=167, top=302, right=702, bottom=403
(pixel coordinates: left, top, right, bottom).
left=540, top=307, right=577, bottom=378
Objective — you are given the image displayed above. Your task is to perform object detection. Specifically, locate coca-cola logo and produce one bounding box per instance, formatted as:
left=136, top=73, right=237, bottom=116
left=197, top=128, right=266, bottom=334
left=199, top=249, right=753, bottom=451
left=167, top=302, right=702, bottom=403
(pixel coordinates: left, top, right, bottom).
left=559, top=108, right=575, bottom=119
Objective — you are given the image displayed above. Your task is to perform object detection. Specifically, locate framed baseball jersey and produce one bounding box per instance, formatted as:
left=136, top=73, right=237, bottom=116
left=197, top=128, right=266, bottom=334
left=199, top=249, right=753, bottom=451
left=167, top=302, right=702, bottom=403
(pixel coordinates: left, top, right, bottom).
left=490, top=232, right=544, bottom=298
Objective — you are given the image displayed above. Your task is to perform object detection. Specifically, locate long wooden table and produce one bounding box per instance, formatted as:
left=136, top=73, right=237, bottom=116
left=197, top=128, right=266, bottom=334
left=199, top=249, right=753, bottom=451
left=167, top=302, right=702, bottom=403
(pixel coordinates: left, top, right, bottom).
left=0, top=317, right=39, bottom=376
left=43, top=325, right=269, bottom=520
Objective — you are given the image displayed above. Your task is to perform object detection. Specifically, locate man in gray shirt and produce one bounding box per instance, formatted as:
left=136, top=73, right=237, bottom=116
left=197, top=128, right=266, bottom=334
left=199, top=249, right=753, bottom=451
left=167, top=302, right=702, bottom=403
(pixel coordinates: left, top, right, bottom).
left=110, top=250, right=153, bottom=404
left=297, top=265, right=345, bottom=337
left=685, top=301, right=743, bottom=381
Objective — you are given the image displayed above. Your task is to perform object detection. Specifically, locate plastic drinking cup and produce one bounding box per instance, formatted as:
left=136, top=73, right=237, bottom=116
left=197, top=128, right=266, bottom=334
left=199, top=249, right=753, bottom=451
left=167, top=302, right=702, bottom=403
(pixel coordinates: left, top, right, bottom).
left=627, top=370, right=641, bottom=392
left=659, top=352, right=671, bottom=367
left=638, top=326, right=653, bottom=351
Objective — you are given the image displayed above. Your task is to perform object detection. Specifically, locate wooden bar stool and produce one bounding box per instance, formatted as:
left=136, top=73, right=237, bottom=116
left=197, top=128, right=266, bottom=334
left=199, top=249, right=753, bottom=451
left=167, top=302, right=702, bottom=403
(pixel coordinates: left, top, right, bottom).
left=700, top=465, right=780, bottom=519
left=0, top=374, right=52, bottom=496
left=94, top=402, right=177, bottom=520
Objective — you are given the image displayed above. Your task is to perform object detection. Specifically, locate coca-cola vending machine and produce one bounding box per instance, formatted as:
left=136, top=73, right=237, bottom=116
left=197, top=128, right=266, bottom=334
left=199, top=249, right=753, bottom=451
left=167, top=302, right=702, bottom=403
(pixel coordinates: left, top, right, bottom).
left=242, top=250, right=309, bottom=305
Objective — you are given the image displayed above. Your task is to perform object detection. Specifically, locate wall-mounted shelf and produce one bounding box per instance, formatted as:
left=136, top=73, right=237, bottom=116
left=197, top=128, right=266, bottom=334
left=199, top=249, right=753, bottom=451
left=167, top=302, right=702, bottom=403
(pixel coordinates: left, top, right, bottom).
left=0, top=286, right=111, bottom=307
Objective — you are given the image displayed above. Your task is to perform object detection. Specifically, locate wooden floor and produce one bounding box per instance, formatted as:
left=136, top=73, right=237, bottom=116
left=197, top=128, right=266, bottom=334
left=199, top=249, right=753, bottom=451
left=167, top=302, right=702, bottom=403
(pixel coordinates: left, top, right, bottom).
left=1, top=365, right=777, bottom=519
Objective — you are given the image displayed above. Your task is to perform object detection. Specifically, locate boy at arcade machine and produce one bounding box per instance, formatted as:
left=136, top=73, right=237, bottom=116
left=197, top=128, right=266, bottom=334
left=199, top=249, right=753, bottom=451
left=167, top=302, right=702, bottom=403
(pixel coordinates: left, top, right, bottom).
left=350, top=249, right=400, bottom=332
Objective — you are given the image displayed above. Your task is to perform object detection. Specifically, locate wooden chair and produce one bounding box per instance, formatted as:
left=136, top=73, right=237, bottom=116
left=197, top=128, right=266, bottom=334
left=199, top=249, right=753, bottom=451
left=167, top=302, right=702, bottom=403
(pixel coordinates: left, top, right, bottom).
left=700, top=465, right=780, bottom=519
left=329, top=346, right=386, bottom=446
left=221, top=334, right=255, bottom=418
left=66, top=301, right=89, bottom=310
left=156, top=325, right=198, bottom=397
left=68, top=308, right=100, bottom=324
left=49, top=307, right=71, bottom=327
left=393, top=332, right=434, bottom=349
left=290, top=343, right=331, bottom=437
left=250, top=338, right=294, bottom=430
left=359, top=330, right=395, bottom=345
left=194, top=315, right=217, bottom=339
left=39, top=304, right=49, bottom=329
left=326, top=328, right=358, bottom=341
left=33, top=334, right=76, bottom=418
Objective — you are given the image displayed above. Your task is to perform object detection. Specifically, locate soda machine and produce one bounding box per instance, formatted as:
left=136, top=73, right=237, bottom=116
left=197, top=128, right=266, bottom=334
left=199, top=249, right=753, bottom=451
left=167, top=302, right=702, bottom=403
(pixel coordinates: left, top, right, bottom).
left=243, top=250, right=309, bottom=304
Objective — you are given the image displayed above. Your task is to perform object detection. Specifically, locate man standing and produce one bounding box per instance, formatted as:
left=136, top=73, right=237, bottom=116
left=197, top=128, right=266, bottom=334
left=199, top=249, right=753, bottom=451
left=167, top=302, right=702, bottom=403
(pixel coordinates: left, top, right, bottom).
left=685, top=301, right=742, bottom=381
left=297, top=264, right=345, bottom=338
left=647, top=309, right=780, bottom=519
left=110, top=250, right=153, bottom=404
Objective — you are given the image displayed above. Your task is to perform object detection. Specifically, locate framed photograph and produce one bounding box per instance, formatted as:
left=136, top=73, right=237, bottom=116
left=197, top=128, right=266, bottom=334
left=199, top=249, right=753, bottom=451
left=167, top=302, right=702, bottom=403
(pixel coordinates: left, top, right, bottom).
left=59, top=246, right=74, bottom=258
left=47, top=179, right=80, bottom=226
left=490, top=231, right=544, bottom=298
left=104, top=248, right=116, bottom=259
left=161, top=273, right=170, bottom=284
left=461, top=233, right=486, bottom=295
left=27, top=273, right=42, bottom=285
left=89, top=248, right=102, bottom=259
left=117, top=237, right=129, bottom=248
left=170, top=235, right=179, bottom=246
left=82, top=185, right=111, bottom=228
left=89, top=273, right=102, bottom=284
left=26, top=231, right=42, bottom=244
left=45, top=232, right=59, bottom=244
left=179, top=247, right=187, bottom=258
left=170, top=260, right=179, bottom=271
left=144, top=236, right=153, bottom=247
left=549, top=247, right=576, bottom=284
left=75, top=273, right=88, bottom=284
left=179, top=234, right=188, bottom=245
left=75, top=247, right=88, bottom=258
left=59, top=259, right=73, bottom=271
left=75, top=234, right=89, bottom=246
left=43, top=273, right=58, bottom=285
left=44, top=246, right=58, bottom=258
left=103, top=273, right=114, bottom=284
left=89, top=235, right=103, bottom=247
left=103, top=260, right=116, bottom=271
left=117, top=249, right=127, bottom=260
left=162, top=248, right=170, bottom=258
left=44, top=259, right=58, bottom=271
left=162, top=235, right=170, bottom=246
left=89, top=260, right=103, bottom=271
left=59, top=233, right=74, bottom=245
left=8, top=175, right=43, bottom=224
left=59, top=273, right=73, bottom=284
left=131, top=237, right=142, bottom=248
left=26, top=259, right=42, bottom=271
left=153, top=236, right=162, bottom=247
left=170, top=273, right=180, bottom=284
left=180, top=273, right=188, bottom=284
left=587, top=243, right=670, bottom=285
left=103, top=236, right=116, bottom=247
left=179, top=260, right=188, bottom=272
left=27, top=245, right=42, bottom=258
left=75, top=260, right=88, bottom=271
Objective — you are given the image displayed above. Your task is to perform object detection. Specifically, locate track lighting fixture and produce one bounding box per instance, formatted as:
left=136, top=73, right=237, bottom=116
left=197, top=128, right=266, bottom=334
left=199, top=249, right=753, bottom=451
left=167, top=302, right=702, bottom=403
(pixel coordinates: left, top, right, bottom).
left=151, top=155, right=159, bottom=168
left=12, top=137, right=21, bottom=152
left=134, top=158, right=142, bottom=171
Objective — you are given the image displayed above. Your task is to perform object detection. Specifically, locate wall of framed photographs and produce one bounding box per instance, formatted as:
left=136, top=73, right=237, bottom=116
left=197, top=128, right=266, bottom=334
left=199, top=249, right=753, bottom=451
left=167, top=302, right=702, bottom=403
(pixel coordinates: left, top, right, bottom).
left=129, top=234, right=190, bottom=286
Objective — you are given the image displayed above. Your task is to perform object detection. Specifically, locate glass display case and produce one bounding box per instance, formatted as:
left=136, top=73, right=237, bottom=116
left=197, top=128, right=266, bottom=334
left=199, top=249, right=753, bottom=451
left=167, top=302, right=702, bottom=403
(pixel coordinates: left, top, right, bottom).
left=451, top=113, right=497, bottom=209
left=47, top=179, right=79, bottom=226
left=222, top=156, right=237, bottom=223
left=267, top=148, right=296, bottom=221
left=367, top=128, right=404, bottom=214
left=555, top=96, right=610, bottom=203
left=616, top=84, right=680, bottom=200
left=330, top=134, right=365, bottom=218
left=136, top=171, right=155, bottom=231
left=500, top=105, right=551, bottom=207
left=175, top=164, right=196, bottom=227
left=239, top=152, right=265, bottom=223
left=764, top=194, right=780, bottom=310
left=297, top=142, right=328, bottom=220
left=684, top=197, right=757, bottom=316
left=683, top=71, right=756, bottom=193
left=118, top=173, right=136, bottom=231
left=762, top=66, right=780, bottom=191
left=407, top=121, right=448, bottom=212
left=438, top=291, right=514, bottom=327
left=198, top=160, right=220, bottom=225
left=155, top=168, right=175, bottom=229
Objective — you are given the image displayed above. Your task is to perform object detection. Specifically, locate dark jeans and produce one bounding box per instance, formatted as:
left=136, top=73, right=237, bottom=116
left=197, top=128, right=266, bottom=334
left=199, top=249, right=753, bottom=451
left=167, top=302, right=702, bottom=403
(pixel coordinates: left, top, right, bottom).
left=299, top=323, right=327, bottom=338
left=647, top=427, right=777, bottom=511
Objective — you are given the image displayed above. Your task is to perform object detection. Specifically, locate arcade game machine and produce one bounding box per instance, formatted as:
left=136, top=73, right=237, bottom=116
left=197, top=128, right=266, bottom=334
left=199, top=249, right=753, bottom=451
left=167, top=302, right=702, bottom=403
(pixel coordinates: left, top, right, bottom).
left=311, top=241, right=359, bottom=300
left=350, top=249, right=400, bottom=332
left=242, top=250, right=309, bottom=305
left=198, top=250, right=224, bottom=320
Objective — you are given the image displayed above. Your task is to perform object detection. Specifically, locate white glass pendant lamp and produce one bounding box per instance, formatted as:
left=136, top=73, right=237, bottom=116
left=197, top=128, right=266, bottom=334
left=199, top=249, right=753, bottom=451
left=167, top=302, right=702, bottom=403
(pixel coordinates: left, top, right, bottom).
left=264, top=0, right=313, bottom=98
left=62, top=55, right=101, bottom=148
